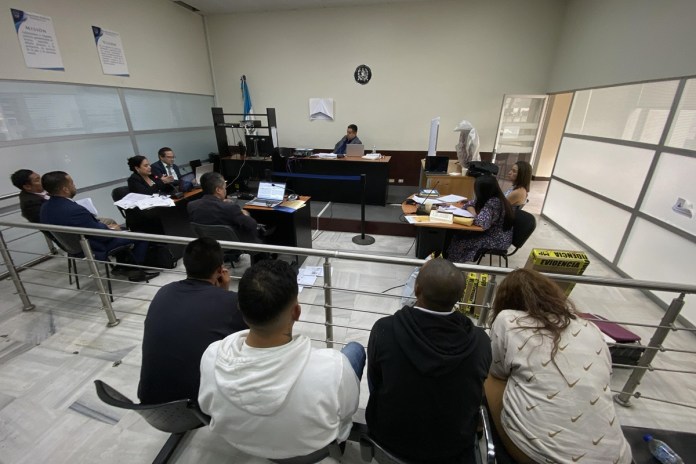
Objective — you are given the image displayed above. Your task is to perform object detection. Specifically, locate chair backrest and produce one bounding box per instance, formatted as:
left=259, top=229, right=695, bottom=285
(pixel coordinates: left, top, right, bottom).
left=94, top=380, right=208, bottom=434
left=51, top=230, right=85, bottom=256
left=190, top=222, right=242, bottom=243
left=511, top=210, right=536, bottom=249
left=111, top=186, right=130, bottom=202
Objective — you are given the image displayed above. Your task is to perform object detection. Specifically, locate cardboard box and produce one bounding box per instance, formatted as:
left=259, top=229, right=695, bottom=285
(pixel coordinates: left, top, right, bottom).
left=524, top=249, right=590, bottom=295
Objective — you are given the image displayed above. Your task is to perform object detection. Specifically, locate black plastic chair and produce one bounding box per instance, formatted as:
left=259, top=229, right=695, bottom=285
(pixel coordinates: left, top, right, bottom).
left=475, top=210, right=537, bottom=267
left=190, top=222, right=264, bottom=266
left=51, top=230, right=134, bottom=302
left=94, top=380, right=209, bottom=464
left=111, top=186, right=130, bottom=220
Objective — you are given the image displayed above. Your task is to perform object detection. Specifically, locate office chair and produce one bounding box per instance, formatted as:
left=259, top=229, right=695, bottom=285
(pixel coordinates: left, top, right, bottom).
left=190, top=222, right=264, bottom=266
left=111, top=186, right=130, bottom=220
left=476, top=404, right=496, bottom=464
left=51, top=230, right=135, bottom=302
left=94, top=380, right=209, bottom=464
left=475, top=210, right=537, bottom=267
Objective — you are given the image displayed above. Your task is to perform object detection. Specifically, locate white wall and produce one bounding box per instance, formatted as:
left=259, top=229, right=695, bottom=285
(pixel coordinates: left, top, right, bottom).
left=0, top=0, right=213, bottom=94
left=548, top=0, right=696, bottom=92
left=206, top=0, right=566, bottom=151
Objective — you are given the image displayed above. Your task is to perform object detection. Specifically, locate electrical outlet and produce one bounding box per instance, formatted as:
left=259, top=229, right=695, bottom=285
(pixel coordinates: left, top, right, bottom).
left=389, top=178, right=395, bottom=183
left=398, top=179, right=404, bottom=184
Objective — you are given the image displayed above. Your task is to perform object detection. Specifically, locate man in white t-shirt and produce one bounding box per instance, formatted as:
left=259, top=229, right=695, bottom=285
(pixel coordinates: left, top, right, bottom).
left=198, top=260, right=364, bottom=460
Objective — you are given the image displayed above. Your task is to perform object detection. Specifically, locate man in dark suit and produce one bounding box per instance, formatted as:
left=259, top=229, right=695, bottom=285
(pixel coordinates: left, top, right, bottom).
left=39, top=171, right=157, bottom=282
left=138, top=237, right=247, bottom=404
left=11, top=169, right=48, bottom=224
left=151, top=147, right=190, bottom=191
left=187, top=172, right=261, bottom=244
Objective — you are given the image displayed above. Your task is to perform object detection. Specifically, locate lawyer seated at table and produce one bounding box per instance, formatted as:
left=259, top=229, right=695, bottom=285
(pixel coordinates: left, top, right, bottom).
left=446, top=175, right=514, bottom=263
left=333, top=124, right=362, bottom=155
left=151, top=147, right=185, bottom=189
left=124, top=155, right=167, bottom=235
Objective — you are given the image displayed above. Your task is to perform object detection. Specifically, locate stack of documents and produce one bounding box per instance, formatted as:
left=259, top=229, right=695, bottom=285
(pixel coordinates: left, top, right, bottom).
left=437, top=205, right=474, bottom=218
left=315, top=153, right=337, bottom=159
left=362, top=153, right=381, bottom=160
left=114, top=193, right=175, bottom=210
left=297, top=266, right=324, bottom=292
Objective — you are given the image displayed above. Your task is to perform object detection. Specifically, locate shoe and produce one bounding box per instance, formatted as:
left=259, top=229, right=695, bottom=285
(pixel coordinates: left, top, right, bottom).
left=128, top=270, right=160, bottom=282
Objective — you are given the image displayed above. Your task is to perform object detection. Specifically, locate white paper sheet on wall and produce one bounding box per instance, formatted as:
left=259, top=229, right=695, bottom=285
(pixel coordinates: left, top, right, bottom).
left=309, top=98, right=334, bottom=120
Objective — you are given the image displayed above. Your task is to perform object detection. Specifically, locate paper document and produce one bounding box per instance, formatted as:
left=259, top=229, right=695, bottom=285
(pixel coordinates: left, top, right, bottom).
left=315, top=153, right=338, bottom=159
left=438, top=205, right=474, bottom=218
left=412, top=195, right=444, bottom=205
left=279, top=200, right=306, bottom=210
left=362, top=154, right=381, bottom=160
left=405, top=215, right=431, bottom=224
left=437, top=194, right=467, bottom=203
left=114, top=193, right=174, bottom=210
left=76, top=198, right=99, bottom=216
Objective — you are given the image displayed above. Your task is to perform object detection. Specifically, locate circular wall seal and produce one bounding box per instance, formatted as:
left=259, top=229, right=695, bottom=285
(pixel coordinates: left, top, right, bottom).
left=354, top=65, right=372, bottom=85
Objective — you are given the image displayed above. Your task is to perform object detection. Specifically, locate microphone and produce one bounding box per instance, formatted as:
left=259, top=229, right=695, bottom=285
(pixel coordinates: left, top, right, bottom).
left=416, top=181, right=440, bottom=215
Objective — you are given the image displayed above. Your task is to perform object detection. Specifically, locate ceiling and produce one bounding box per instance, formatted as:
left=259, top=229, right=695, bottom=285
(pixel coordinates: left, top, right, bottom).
left=173, top=0, right=427, bottom=15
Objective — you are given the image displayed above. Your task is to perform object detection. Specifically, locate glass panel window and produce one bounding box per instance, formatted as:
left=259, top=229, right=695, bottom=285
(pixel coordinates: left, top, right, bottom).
left=666, top=78, right=696, bottom=150
left=566, top=80, right=678, bottom=144
left=124, top=89, right=214, bottom=131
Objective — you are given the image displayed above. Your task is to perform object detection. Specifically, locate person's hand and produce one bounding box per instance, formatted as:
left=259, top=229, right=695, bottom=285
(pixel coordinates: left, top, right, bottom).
left=242, top=209, right=250, bottom=216
left=161, top=175, right=174, bottom=184
left=107, top=223, right=122, bottom=230
left=466, top=206, right=477, bottom=216
left=216, top=267, right=231, bottom=290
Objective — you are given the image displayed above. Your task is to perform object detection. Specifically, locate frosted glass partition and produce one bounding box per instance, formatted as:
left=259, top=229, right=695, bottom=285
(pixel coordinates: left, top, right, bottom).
left=666, top=78, right=696, bottom=150
left=124, top=90, right=215, bottom=131
left=0, top=82, right=127, bottom=141
left=618, top=218, right=696, bottom=325
left=543, top=180, right=631, bottom=260
left=641, top=152, right=696, bottom=236
left=0, top=136, right=134, bottom=195
left=566, top=80, right=678, bottom=143
left=554, top=137, right=655, bottom=207
left=134, top=129, right=217, bottom=165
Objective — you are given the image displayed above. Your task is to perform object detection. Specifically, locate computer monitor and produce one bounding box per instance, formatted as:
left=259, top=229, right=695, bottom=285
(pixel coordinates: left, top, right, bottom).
left=427, top=116, right=440, bottom=157
left=245, top=134, right=274, bottom=158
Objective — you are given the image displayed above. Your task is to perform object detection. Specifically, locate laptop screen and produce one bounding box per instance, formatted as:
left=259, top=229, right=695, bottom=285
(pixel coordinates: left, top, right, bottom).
left=195, top=163, right=215, bottom=185
left=257, top=182, right=286, bottom=201
left=424, top=155, right=449, bottom=173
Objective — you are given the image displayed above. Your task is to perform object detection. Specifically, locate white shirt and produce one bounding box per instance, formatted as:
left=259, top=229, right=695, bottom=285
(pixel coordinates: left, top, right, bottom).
left=490, top=310, right=632, bottom=464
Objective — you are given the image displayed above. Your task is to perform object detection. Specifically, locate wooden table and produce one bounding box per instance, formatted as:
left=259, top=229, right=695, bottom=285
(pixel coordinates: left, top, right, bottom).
left=402, top=198, right=483, bottom=259
left=419, top=159, right=475, bottom=199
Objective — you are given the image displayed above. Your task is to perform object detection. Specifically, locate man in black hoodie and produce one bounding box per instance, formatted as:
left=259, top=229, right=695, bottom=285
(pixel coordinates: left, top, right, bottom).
left=366, top=258, right=492, bottom=463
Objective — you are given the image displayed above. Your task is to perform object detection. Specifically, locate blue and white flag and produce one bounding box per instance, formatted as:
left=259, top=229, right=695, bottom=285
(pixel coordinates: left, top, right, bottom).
left=240, top=75, right=256, bottom=133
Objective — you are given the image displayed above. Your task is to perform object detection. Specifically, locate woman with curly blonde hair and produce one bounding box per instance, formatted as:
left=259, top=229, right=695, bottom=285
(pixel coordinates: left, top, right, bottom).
left=485, top=269, right=632, bottom=464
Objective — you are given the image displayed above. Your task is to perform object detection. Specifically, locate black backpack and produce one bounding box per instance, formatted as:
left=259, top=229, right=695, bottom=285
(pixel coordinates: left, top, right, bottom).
left=466, top=161, right=499, bottom=177
left=144, top=244, right=178, bottom=269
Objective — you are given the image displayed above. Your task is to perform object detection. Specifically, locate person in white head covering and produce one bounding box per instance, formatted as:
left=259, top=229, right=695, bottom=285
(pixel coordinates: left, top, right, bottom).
left=454, top=120, right=480, bottom=166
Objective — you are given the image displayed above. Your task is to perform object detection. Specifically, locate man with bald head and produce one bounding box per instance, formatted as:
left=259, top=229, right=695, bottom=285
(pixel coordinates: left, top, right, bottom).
left=365, top=258, right=492, bottom=463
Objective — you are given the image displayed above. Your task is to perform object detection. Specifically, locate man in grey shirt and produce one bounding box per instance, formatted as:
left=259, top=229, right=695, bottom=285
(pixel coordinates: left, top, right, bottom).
left=333, top=124, right=362, bottom=154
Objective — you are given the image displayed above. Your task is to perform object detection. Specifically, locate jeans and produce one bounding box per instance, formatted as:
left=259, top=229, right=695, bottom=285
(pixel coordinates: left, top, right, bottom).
left=341, top=341, right=366, bottom=381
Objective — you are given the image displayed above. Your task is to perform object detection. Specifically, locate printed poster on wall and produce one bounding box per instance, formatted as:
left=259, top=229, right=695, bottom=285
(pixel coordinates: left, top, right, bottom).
left=92, top=26, right=129, bottom=76
left=10, top=8, right=64, bottom=70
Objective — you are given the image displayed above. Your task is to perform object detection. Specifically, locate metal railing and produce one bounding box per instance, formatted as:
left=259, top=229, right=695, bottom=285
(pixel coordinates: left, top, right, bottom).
left=1, top=220, right=695, bottom=413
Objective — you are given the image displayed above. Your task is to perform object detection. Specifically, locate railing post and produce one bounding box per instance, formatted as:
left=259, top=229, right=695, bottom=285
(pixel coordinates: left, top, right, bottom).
left=78, top=235, right=120, bottom=327
left=323, top=256, right=334, bottom=348
left=0, top=229, right=35, bottom=311
left=477, top=274, right=497, bottom=327
left=614, top=293, right=685, bottom=407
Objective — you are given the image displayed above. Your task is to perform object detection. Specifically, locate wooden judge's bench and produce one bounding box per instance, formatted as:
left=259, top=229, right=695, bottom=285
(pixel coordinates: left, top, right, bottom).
left=419, top=159, right=475, bottom=199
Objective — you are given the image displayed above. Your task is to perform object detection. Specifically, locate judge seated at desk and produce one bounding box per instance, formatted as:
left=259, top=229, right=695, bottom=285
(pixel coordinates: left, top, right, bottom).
left=333, top=124, right=362, bottom=155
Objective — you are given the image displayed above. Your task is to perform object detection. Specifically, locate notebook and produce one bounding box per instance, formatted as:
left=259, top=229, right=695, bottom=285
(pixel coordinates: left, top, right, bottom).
left=424, top=155, right=449, bottom=173
left=346, top=144, right=365, bottom=157
left=194, top=163, right=214, bottom=186
left=246, top=181, right=286, bottom=207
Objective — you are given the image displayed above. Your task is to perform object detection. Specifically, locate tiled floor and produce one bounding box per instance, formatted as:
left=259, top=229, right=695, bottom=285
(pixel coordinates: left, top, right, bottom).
left=0, top=181, right=694, bottom=463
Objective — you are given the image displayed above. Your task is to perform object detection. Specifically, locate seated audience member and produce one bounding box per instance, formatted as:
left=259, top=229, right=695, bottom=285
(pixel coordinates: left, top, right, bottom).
left=198, top=260, right=364, bottom=460
left=505, top=160, right=532, bottom=207
left=187, top=172, right=261, bottom=244
left=11, top=169, right=49, bottom=224
left=11, top=169, right=117, bottom=227
left=151, top=147, right=193, bottom=191
left=127, top=155, right=170, bottom=195
left=138, top=237, right=247, bottom=404
left=366, top=258, right=491, bottom=463
left=447, top=175, right=514, bottom=263
left=333, top=124, right=362, bottom=155
left=39, top=171, right=158, bottom=282
left=485, top=269, right=632, bottom=464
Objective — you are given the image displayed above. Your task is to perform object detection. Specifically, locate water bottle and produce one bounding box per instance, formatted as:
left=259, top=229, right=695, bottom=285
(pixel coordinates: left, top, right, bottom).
left=372, top=144, right=377, bottom=154
left=644, top=435, right=684, bottom=464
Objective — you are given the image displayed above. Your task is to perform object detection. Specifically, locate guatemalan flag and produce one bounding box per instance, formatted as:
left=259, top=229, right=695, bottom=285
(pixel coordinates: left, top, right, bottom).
left=240, top=75, right=255, bottom=133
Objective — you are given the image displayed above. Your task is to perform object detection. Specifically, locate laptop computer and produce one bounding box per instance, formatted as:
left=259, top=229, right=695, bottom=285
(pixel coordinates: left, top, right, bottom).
left=194, top=163, right=214, bottom=186
left=424, top=155, right=449, bottom=173
left=246, top=181, right=286, bottom=207
left=178, top=172, right=196, bottom=192
left=345, top=144, right=365, bottom=157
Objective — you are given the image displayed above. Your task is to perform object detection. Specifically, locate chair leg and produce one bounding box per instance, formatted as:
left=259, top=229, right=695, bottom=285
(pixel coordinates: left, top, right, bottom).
left=103, top=263, right=114, bottom=303
left=68, top=258, right=73, bottom=286
left=152, top=432, right=187, bottom=464
left=73, top=259, right=80, bottom=289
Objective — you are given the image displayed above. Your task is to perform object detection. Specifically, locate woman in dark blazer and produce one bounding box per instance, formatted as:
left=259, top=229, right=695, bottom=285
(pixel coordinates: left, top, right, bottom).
left=127, top=155, right=168, bottom=195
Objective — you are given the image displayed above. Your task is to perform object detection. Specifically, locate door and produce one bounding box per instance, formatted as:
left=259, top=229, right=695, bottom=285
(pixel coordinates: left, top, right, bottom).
left=493, top=94, right=548, bottom=179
